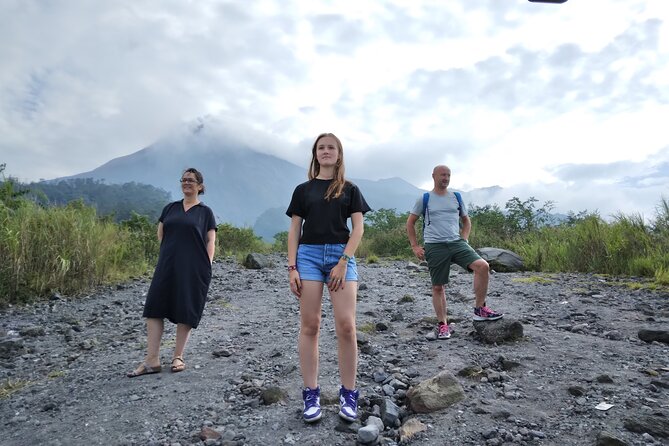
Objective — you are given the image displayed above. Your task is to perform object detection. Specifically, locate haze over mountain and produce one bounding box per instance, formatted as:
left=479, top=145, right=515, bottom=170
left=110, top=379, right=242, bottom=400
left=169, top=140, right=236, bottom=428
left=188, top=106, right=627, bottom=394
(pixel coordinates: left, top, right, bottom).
left=62, top=121, right=487, bottom=240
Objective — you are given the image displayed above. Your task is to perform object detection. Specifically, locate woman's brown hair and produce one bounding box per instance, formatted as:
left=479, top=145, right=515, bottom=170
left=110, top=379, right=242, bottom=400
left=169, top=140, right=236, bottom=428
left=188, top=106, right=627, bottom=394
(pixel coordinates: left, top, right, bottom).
left=308, top=133, right=348, bottom=200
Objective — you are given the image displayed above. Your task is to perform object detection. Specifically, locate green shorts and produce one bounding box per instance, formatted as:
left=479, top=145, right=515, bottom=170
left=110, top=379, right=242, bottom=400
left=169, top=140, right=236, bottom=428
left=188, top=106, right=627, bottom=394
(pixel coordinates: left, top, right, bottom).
left=424, top=240, right=481, bottom=286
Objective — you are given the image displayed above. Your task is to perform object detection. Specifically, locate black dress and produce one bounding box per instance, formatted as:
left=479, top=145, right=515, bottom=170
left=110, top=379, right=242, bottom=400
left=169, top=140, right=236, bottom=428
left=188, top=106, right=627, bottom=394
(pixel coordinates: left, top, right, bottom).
left=143, top=200, right=217, bottom=329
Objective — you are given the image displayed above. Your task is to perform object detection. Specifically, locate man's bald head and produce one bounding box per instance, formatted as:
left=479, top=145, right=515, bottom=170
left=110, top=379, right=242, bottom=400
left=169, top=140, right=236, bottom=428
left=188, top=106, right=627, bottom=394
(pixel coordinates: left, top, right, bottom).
left=432, top=165, right=451, bottom=191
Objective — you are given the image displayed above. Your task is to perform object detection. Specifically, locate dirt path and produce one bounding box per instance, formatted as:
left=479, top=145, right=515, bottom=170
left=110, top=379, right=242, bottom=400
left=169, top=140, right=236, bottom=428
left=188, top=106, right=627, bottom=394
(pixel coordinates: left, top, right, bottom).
left=1, top=255, right=668, bottom=445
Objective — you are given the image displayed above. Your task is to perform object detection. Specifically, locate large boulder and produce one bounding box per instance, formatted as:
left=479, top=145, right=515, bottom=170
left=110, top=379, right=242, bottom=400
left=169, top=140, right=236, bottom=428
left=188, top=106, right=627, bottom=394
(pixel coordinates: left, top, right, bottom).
left=638, top=329, right=669, bottom=344
left=476, top=247, right=524, bottom=272
left=623, top=414, right=669, bottom=438
left=406, top=371, right=465, bottom=413
left=243, top=253, right=273, bottom=269
left=473, top=319, right=524, bottom=344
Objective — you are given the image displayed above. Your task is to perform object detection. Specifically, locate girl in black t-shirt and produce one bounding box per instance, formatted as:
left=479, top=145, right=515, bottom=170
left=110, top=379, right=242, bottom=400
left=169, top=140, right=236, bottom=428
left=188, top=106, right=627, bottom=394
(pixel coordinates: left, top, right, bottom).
left=286, top=133, right=370, bottom=423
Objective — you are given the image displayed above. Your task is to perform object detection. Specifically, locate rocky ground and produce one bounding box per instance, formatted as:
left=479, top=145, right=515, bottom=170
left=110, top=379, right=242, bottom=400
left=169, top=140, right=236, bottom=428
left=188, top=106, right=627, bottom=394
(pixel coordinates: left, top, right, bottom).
left=1, top=254, right=668, bottom=446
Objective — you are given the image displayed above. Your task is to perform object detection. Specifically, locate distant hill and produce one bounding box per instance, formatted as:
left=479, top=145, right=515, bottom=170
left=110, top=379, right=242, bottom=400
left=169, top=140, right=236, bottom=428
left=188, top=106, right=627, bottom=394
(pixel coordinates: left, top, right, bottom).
left=29, top=178, right=171, bottom=222
left=56, top=123, right=427, bottom=240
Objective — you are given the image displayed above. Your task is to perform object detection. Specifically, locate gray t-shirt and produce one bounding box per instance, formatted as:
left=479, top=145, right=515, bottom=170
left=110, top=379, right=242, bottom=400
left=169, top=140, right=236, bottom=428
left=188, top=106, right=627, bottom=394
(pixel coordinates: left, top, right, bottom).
left=410, top=191, right=467, bottom=243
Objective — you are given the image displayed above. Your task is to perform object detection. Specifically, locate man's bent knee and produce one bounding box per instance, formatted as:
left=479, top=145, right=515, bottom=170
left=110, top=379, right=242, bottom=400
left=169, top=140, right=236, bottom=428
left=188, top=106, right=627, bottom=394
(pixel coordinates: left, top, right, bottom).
left=469, top=259, right=489, bottom=273
left=431, top=284, right=445, bottom=293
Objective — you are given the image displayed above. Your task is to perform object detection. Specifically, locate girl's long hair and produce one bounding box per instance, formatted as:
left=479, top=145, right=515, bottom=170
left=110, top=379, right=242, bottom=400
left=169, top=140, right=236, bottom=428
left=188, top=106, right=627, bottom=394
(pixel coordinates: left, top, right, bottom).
left=308, top=133, right=347, bottom=200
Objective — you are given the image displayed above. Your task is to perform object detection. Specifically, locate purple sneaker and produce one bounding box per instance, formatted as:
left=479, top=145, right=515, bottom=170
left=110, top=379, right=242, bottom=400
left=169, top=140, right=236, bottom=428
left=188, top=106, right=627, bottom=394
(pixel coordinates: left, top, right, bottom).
left=338, top=385, right=359, bottom=422
left=302, top=386, right=322, bottom=422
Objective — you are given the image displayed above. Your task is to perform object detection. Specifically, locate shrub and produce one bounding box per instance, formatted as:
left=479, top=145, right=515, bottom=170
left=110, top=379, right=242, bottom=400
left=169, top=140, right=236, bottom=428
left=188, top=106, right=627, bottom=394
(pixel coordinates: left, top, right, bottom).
left=119, top=212, right=160, bottom=264
left=272, top=231, right=288, bottom=253
left=655, top=266, right=669, bottom=286
left=366, top=254, right=379, bottom=264
left=0, top=200, right=149, bottom=305
left=362, top=209, right=414, bottom=258
left=217, top=223, right=268, bottom=255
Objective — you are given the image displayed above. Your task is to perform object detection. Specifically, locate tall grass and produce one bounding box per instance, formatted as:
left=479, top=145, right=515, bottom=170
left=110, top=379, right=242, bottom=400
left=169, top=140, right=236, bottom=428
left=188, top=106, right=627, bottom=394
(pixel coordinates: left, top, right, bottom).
left=495, top=211, right=667, bottom=278
left=3, top=190, right=668, bottom=306
left=357, top=198, right=669, bottom=283
left=0, top=200, right=152, bottom=305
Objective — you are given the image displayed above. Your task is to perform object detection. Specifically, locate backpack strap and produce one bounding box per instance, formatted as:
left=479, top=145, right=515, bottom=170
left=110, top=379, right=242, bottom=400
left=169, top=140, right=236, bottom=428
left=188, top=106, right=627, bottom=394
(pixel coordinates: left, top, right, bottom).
left=454, top=191, right=464, bottom=216
left=421, top=192, right=430, bottom=233
left=423, top=191, right=463, bottom=234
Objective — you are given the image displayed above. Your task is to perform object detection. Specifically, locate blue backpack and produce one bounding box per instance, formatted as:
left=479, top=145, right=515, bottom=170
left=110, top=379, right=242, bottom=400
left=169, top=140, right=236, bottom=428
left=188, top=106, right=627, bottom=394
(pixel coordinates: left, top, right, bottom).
left=422, top=191, right=464, bottom=232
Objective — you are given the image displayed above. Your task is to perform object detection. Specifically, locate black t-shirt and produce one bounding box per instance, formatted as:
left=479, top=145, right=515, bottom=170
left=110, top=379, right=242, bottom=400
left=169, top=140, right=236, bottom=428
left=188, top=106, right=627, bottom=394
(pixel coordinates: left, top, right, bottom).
left=286, top=179, right=371, bottom=244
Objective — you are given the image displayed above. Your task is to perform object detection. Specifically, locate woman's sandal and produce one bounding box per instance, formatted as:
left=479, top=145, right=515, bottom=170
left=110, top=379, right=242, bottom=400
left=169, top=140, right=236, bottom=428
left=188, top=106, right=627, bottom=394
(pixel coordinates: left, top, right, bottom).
left=171, top=357, right=186, bottom=373
left=127, top=363, right=162, bottom=378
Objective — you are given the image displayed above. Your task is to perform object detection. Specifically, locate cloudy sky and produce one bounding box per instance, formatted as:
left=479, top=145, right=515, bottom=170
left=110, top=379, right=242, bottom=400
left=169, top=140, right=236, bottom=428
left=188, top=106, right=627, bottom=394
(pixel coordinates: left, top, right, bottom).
left=1, top=0, right=668, bottom=218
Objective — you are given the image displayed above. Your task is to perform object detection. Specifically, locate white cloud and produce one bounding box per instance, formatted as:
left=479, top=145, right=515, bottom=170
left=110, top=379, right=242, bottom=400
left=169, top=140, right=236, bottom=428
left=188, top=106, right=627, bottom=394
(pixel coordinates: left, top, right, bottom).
left=0, top=0, right=668, bottom=218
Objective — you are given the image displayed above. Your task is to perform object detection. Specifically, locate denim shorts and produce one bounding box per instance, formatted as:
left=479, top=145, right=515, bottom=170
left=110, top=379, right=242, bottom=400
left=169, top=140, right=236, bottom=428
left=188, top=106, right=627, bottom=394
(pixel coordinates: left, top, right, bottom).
left=297, top=243, right=358, bottom=282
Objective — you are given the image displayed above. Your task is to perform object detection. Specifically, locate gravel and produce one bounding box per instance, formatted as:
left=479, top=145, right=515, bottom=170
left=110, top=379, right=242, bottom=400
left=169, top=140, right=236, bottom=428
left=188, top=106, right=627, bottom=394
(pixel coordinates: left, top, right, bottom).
left=1, top=254, right=668, bottom=446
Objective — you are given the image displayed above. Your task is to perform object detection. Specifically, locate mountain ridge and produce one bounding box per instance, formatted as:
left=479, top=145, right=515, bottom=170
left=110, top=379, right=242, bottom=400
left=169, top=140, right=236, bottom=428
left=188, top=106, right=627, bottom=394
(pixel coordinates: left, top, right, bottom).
left=56, top=126, right=431, bottom=240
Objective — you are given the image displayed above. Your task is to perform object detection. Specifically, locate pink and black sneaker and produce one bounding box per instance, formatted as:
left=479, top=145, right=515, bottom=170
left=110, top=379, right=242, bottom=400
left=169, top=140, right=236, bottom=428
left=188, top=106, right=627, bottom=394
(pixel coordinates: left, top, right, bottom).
left=473, top=305, right=503, bottom=321
left=437, top=323, right=452, bottom=339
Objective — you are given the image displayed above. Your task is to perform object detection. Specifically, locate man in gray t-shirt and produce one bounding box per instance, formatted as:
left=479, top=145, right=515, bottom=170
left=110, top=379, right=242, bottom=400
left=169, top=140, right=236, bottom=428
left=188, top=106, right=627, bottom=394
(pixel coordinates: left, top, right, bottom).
left=406, top=165, right=503, bottom=340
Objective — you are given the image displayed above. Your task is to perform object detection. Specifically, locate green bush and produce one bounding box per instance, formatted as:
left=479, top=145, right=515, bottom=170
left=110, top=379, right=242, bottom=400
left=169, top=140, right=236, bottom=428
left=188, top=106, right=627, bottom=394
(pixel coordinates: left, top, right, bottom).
left=468, top=204, right=509, bottom=248
left=217, top=223, right=269, bottom=255
left=360, top=226, right=413, bottom=258
left=360, top=209, right=415, bottom=259
left=120, top=212, right=160, bottom=264
left=272, top=231, right=288, bottom=253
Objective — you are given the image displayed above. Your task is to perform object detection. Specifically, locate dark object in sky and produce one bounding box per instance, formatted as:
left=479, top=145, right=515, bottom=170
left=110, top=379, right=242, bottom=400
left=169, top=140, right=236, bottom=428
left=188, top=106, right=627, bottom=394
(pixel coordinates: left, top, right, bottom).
left=528, top=0, right=568, bottom=3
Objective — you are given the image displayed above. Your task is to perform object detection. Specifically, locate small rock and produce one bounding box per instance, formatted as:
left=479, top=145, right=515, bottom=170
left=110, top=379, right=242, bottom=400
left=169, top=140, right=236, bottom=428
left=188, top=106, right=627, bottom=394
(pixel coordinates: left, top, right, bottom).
left=365, top=415, right=384, bottom=432
left=19, top=326, right=46, bottom=337
left=567, top=385, right=586, bottom=396
left=212, top=349, right=233, bottom=358
left=260, top=386, right=287, bottom=405
left=399, top=418, right=427, bottom=443
left=596, top=374, right=614, bottom=384
left=373, top=370, right=389, bottom=383
left=357, top=424, right=379, bottom=444
left=596, top=431, right=628, bottom=446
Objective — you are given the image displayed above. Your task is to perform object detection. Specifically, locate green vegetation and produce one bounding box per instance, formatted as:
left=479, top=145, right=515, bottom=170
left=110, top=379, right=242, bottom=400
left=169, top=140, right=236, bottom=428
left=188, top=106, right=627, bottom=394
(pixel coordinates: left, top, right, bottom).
left=357, top=322, right=376, bottom=334
left=0, top=199, right=153, bottom=304
left=512, top=276, right=554, bottom=284
left=217, top=223, right=268, bottom=256
left=0, top=165, right=156, bottom=305
left=272, top=231, right=288, bottom=252
left=0, top=378, right=32, bottom=399
left=355, top=196, right=669, bottom=287
left=398, top=294, right=415, bottom=303
left=47, top=370, right=66, bottom=379
left=2, top=161, right=668, bottom=306
left=358, top=208, right=415, bottom=258
left=27, top=178, right=171, bottom=222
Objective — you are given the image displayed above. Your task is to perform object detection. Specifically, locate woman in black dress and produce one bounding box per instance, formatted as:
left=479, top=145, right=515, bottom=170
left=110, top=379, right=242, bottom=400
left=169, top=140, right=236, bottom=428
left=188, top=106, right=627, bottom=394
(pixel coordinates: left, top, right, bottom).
left=128, top=167, right=217, bottom=377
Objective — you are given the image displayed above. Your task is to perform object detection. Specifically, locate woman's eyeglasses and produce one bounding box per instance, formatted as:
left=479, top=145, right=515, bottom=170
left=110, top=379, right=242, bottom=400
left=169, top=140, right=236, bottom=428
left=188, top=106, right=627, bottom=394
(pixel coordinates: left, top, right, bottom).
left=180, top=178, right=199, bottom=184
